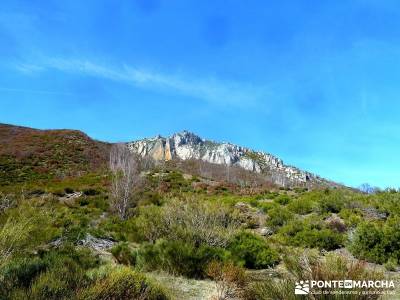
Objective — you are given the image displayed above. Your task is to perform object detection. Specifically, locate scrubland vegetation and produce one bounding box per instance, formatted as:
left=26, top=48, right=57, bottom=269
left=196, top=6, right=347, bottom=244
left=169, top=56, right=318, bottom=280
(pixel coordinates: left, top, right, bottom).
left=0, top=138, right=399, bottom=299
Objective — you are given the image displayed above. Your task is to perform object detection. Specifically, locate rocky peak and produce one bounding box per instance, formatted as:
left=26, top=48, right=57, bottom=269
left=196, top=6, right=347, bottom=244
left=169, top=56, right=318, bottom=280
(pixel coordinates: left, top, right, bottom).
left=171, top=130, right=203, bottom=146
left=127, top=131, right=330, bottom=187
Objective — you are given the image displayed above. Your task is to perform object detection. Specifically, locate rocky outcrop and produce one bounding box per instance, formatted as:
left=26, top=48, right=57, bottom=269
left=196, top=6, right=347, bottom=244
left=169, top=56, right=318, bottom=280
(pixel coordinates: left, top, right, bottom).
left=128, top=131, right=331, bottom=187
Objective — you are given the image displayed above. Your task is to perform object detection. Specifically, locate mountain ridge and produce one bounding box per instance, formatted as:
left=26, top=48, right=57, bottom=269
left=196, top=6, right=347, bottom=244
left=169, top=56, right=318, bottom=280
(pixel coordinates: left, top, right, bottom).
left=0, top=123, right=338, bottom=188
left=127, top=130, right=336, bottom=188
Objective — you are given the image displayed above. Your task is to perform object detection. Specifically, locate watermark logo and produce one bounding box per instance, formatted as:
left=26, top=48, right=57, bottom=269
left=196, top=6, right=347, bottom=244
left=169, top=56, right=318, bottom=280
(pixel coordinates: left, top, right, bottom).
left=295, top=280, right=310, bottom=295
left=294, top=280, right=396, bottom=296
left=344, top=280, right=353, bottom=289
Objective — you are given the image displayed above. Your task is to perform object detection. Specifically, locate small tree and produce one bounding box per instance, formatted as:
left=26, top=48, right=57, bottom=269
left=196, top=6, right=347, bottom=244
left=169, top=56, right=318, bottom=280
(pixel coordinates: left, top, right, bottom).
left=206, top=260, right=247, bottom=300
left=109, top=144, right=140, bottom=220
left=359, top=183, right=376, bottom=194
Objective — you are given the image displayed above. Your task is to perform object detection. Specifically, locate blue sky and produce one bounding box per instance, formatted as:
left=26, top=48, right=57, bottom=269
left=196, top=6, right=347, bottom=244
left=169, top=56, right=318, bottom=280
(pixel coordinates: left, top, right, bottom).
left=0, top=0, right=399, bottom=188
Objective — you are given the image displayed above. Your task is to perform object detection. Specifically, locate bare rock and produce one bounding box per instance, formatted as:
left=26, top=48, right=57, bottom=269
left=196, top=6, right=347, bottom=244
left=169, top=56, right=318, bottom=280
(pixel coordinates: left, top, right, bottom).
left=59, top=191, right=83, bottom=204
left=127, top=131, right=332, bottom=187
left=256, top=227, right=274, bottom=236
left=77, top=234, right=115, bottom=251
left=362, top=207, right=387, bottom=220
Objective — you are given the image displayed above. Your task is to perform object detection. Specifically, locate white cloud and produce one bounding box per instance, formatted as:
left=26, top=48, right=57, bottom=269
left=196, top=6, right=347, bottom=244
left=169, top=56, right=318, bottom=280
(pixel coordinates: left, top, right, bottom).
left=15, top=63, right=46, bottom=74
left=23, top=58, right=270, bottom=107
left=0, top=86, right=73, bottom=96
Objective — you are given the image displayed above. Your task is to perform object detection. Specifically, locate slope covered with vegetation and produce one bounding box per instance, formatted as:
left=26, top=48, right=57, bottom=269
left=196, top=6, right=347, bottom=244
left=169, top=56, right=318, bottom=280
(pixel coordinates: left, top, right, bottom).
left=0, top=123, right=109, bottom=186
left=0, top=124, right=398, bottom=299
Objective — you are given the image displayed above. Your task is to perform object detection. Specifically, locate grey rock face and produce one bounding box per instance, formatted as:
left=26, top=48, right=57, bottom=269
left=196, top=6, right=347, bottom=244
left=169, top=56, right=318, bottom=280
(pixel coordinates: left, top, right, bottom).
left=127, top=130, right=328, bottom=187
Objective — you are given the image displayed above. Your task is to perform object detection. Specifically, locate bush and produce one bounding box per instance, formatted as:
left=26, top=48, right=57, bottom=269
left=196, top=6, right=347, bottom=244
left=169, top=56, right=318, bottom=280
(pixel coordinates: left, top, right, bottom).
left=0, top=205, right=58, bottom=266
left=111, top=242, right=136, bottom=266
left=5, top=245, right=100, bottom=299
left=132, top=198, right=240, bottom=248
left=293, top=228, right=343, bottom=250
left=318, top=191, right=345, bottom=213
left=279, top=219, right=343, bottom=250
left=206, top=261, right=247, bottom=299
left=257, top=201, right=278, bottom=213
left=247, top=250, right=384, bottom=300
left=79, top=266, right=168, bottom=300
left=28, top=248, right=96, bottom=299
left=338, top=208, right=362, bottom=226
left=64, top=187, right=74, bottom=194
left=137, top=239, right=229, bottom=278
left=273, top=195, right=291, bottom=205
left=139, top=191, right=163, bottom=206
left=350, top=220, right=400, bottom=264
left=266, top=207, right=293, bottom=228
left=0, top=257, right=46, bottom=298
left=287, top=198, right=315, bottom=214
left=83, top=188, right=100, bottom=196
left=228, top=232, right=279, bottom=269
left=29, top=268, right=79, bottom=300
left=78, top=198, right=90, bottom=206
left=384, top=257, right=398, bottom=271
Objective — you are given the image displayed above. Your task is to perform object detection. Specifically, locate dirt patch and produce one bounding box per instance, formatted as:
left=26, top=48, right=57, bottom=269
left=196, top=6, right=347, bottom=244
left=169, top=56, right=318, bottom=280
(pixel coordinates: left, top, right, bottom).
left=146, top=271, right=217, bottom=300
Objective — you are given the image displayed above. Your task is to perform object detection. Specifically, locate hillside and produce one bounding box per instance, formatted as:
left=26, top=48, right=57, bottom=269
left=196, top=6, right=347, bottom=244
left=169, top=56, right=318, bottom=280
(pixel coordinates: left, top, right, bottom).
left=0, top=123, right=110, bottom=185
left=0, top=124, right=336, bottom=189
left=0, top=123, right=398, bottom=299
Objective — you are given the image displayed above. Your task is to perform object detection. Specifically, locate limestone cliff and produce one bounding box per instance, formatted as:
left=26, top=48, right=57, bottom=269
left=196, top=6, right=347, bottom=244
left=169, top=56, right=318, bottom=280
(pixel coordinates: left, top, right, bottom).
left=127, top=131, right=331, bottom=187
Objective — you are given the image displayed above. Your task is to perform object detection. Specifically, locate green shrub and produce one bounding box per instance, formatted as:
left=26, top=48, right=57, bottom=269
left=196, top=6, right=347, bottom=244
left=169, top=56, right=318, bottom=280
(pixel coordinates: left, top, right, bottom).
left=248, top=198, right=259, bottom=207
left=111, top=242, right=136, bottom=266
left=0, top=205, right=58, bottom=265
left=79, top=266, right=168, bottom=300
left=139, top=191, right=163, bottom=206
left=318, top=191, right=345, bottom=213
left=29, top=268, right=78, bottom=300
left=91, top=195, right=108, bottom=210
left=0, top=244, right=99, bottom=299
left=130, top=205, right=164, bottom=243
left=44, top=245, right=100, bottom=271
left=132, top=198, right=240, bottom=248
left=137, top=239, right=229, bottom=278
left=96, top=216, right=130, bottom=241
left=0, top=257, right=46, bottom=298
left=266, top=207, right=293, bottom=228
left=338, top=208, right=362, bottom=226
left=83, top=188, right=100, bottom=196
left=350, top=220, right=400, bottom=264
left=64, top=187, right=74, bottom=194
left=257, top=201, right=278, bottom=213
left=228, top=232, right=279, bottom=269
left=78, top=198, right=90, bottom=206
left=287, top=198, right=315, bottom=214
left=384, top=257, right=398, bottom=271
left=279, top=219, right=343, bottom=250
left=293, top=228, right=343, bottom=250
left=26, top=246, right=99, bottom=299
left=273, top=195, right=291, bottom=205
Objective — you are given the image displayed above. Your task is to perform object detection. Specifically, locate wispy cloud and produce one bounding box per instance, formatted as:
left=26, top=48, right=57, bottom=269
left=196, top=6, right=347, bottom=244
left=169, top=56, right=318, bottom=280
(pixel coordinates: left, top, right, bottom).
left=15, top=63, right=46, bottom=74
left=0, top=86, right=74, bottom=96
left=15, top=58, right=270, bottom=107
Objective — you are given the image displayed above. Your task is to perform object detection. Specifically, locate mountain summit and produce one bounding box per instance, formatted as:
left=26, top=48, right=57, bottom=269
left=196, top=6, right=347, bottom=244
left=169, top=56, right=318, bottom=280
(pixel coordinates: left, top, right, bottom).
left=128, top=131, right=331, bottom=187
